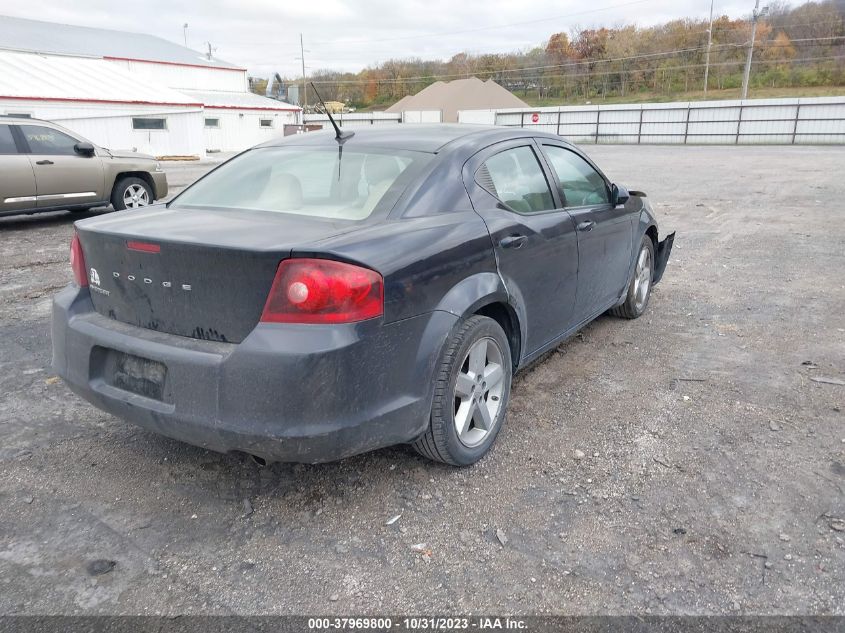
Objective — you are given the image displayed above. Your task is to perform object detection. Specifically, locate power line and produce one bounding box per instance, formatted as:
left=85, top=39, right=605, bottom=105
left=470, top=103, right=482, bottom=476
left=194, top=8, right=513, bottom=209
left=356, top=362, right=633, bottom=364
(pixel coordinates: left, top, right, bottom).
left=236, top=15, right=845, bottom=54
left=307, top=54, right=845, bottom=86
left=274, top=30, right=845, bottom=78
left=309, top=0, right=655, bottom=45
left=696, top=15, right=845, bottom=33
left=309, top=45, right=718, bottom=84
left=306, top=35, right=845, bottom=85
left=447, top=54, right=845, bottom=83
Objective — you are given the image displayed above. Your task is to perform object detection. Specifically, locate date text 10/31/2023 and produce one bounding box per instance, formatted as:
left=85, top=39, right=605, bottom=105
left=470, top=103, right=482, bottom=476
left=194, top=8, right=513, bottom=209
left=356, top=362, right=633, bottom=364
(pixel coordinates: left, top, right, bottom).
left=307, top=617, right=528, bottom=630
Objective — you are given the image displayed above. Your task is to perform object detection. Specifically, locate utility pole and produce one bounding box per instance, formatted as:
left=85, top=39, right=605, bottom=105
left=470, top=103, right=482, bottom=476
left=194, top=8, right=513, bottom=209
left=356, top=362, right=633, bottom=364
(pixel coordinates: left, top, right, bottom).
left=703, top=0, right=714, bottom=96
left=741, top=0, right=768, bottom=99
left=300, top=33, right=308, bottom=112
left=182, top=23, right=188, bottom=48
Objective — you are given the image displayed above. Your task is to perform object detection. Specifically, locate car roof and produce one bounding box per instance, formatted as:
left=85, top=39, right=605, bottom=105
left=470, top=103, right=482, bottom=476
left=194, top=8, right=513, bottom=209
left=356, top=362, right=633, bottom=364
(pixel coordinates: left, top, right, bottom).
left=261, top=123, right=568, bottom=154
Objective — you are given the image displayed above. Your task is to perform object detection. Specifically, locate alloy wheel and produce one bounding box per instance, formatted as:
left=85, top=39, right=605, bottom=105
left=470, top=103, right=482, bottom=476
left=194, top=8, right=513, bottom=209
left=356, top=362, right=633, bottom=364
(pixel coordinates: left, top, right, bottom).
left=633, top=245, right=652, bottom=312
left=123, top=184, right=150, bottom=209
left=453, top=337, right=505, bottom=448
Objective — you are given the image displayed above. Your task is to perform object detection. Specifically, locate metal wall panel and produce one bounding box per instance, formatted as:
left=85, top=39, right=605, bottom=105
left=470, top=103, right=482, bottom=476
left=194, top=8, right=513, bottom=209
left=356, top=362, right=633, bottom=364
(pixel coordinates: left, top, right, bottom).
left=402, top=110, right=442, bottom=123
left=204, top=109, right=298, bottom=152
left=107, top=59, right=247, bottom=92
left=457, top=97, right=845, bottom=145
left=0, top=98, right=205, bottom=156
left=457, top=109, right=496, bottom=125
left=303, top=113, right=402, bottom=127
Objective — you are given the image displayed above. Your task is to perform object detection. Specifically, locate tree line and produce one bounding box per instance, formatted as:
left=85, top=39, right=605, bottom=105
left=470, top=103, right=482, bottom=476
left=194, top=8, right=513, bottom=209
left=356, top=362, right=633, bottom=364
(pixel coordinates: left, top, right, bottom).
left=252, top=0, right=845, bottom=108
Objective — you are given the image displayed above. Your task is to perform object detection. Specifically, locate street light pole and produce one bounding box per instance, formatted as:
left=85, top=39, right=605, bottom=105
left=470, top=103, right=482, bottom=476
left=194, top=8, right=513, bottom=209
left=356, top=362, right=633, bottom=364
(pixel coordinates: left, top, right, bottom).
left=300, top=33, right=308, bottom=112
left=703, top=0, right=714, bottom=96
left=741, top=0, right=768, bottom=99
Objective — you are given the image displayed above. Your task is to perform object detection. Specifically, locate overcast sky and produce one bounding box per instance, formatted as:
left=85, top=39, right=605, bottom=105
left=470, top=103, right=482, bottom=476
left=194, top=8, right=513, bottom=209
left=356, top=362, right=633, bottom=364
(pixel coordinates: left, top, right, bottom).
left=2, top=0, right=796, bottom=77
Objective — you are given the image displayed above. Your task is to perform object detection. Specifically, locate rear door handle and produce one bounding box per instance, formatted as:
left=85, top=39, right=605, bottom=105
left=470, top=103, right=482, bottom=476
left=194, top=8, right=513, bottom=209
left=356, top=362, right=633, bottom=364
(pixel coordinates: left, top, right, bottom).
left=35, top=160, right=54, bottom=165
left=577, top=220, right=596, bottom=232
left=499, top=235, right=527, bottom=249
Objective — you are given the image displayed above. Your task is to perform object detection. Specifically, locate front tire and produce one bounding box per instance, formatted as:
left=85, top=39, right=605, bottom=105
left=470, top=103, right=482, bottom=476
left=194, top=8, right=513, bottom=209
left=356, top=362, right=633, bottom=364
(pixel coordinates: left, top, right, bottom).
left=610, top=235, right=655, bottom=319
left=111, top=177, right=153, bottom=211
left=413, top=315, right=512, bottom=466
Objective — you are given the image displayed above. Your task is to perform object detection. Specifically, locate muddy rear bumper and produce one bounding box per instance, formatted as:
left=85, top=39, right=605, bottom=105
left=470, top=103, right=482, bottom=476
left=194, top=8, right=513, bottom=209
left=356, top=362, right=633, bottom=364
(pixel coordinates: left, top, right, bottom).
left=52, top=286, right=455, bottom=463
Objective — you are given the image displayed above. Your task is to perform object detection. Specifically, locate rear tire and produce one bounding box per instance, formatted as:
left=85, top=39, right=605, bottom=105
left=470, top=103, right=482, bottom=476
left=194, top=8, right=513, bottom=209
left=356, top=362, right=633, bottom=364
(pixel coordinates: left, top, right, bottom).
left=413, top=315, right=512, bottom=466
left=610, top=235, right=655, bottom=319
left=111, top=177, right=153, bottom=211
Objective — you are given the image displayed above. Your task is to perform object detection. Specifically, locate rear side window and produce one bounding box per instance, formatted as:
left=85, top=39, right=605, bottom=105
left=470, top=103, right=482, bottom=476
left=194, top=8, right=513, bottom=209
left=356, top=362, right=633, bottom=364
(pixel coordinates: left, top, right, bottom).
left=480, top=146, right=554, bottom=214
left=0, top=125, right=17, bottom=154
left=20, top=125, right=79, bottom=155
left=171, top=146, right=432, bottom=221
left=543, top=145, right=609, bottom=207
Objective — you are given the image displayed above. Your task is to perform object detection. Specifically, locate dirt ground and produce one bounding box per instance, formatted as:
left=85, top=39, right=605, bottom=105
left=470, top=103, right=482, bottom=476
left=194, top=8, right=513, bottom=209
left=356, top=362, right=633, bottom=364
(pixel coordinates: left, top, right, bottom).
left=0, top=145, right=843, bottom=616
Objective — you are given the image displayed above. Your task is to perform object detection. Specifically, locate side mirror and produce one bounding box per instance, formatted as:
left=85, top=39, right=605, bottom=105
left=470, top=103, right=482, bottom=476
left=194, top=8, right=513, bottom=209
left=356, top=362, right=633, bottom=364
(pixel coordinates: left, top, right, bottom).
left=611, top=183, right=629, bottom=206
left=74, top=142, right=95, bottom=157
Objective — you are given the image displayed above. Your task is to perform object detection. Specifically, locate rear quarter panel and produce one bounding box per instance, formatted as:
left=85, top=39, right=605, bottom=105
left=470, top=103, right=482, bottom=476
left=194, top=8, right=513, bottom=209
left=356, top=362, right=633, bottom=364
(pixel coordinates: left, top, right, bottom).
left=295, top=210, right=501, bottom=323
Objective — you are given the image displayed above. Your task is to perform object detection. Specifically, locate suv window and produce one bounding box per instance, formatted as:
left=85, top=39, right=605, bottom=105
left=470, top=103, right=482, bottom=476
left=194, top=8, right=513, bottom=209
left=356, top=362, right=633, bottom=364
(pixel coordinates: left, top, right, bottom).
left=0, top=125, right=17, bottom=154
left=480, top=146, right=554, bottom=214
left=20, top=125, right=79, bottom=155
left=542, top=145, right=609, bottom=207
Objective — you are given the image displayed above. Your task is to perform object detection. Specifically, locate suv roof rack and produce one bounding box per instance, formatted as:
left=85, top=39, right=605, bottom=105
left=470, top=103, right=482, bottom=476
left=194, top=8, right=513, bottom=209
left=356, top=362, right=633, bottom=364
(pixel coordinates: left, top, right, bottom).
left=0, top=114, right=45, bottom=121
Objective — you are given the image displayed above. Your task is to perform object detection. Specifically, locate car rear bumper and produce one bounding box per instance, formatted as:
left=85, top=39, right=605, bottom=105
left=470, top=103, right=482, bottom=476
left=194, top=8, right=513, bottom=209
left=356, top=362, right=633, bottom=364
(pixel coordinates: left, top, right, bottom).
left=52, top=286, right=456, bottom=463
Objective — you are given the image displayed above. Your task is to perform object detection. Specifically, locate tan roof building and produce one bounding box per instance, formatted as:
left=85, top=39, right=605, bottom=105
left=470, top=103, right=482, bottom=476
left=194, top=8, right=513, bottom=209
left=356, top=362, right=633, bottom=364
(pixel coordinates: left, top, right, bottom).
left=385, top=77, right=528, bottom=123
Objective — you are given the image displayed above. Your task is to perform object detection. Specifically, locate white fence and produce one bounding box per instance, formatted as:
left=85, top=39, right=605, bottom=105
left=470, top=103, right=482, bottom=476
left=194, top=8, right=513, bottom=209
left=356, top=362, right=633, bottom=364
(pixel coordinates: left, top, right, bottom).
left=303, top=112, right=401, bottom=127
left=401, top=110, right=442, bottom=123
left=303, top=110, right=442, bottom=127
left=458, top=96, right=845, bottom=144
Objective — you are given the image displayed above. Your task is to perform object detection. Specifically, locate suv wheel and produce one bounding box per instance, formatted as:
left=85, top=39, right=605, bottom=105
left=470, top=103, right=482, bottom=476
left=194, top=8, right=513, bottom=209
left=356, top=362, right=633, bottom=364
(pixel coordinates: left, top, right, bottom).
left=413, top=315, right=512, bottom=466
left=112, top=177, right=153, bottom=210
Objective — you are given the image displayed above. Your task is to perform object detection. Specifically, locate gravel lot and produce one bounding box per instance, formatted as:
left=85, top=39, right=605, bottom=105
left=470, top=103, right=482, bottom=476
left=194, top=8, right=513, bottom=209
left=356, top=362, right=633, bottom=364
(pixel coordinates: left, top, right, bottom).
left=0, top=145, right=843, bottom=616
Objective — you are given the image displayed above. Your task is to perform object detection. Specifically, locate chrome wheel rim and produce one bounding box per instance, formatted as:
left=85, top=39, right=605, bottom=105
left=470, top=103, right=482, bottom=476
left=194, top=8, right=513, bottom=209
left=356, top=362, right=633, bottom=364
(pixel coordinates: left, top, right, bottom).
left=632, top=246, right=652, bottom=312
left=454, top=337, right=505, bottom=448
left=123, top=184, right=150, bottom=209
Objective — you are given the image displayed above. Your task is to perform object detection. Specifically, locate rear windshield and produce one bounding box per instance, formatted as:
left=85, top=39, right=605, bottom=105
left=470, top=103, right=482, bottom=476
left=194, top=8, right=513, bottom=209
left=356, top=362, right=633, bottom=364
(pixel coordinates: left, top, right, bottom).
left=171, top=145, right=431, bottom=221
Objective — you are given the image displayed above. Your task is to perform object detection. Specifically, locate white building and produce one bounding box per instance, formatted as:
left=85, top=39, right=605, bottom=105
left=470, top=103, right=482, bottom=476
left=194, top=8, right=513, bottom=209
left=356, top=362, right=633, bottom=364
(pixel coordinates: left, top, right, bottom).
left=0, top=16, right=300, bottom=157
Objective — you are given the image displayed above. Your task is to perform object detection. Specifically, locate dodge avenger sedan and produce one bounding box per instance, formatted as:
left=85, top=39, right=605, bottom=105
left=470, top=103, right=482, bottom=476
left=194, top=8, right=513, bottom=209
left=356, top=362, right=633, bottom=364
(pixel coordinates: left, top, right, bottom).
left=52, top=124, right=673, bottom=466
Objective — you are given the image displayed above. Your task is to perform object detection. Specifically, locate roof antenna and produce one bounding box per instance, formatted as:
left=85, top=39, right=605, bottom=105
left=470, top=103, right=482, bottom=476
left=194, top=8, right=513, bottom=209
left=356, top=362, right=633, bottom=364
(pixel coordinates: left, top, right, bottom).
left=310, top=82, right=354, bottom=143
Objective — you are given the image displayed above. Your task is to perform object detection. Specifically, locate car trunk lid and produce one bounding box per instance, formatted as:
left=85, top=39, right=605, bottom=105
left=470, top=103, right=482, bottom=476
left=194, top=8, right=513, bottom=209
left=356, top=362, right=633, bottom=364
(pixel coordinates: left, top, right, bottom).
left=75, top=206, right=357, bottom=343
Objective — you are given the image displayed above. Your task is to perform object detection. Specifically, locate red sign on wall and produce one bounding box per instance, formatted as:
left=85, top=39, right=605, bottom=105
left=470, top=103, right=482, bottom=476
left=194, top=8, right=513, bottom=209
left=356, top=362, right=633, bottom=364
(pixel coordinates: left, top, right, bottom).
left=531, top=113, right=540, bottom=123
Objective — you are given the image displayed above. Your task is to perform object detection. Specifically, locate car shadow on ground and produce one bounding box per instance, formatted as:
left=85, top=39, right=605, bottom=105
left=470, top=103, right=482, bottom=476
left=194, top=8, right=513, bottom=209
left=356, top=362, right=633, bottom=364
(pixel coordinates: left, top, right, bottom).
left=0, top=207, right=112, bottom=230
left=93, top=316, right=615, bottom=510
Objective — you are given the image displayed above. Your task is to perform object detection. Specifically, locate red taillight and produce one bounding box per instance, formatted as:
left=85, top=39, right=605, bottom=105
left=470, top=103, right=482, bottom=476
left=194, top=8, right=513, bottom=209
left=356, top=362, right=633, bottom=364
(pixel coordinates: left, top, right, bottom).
left=261, top=259, right=383, bottom=324
left=70, top=233, right=88, bottom=287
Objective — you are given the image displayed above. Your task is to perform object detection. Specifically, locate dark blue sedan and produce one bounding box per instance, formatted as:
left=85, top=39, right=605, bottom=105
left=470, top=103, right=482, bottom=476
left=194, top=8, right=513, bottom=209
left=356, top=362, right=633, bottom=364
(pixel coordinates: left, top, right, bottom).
left=52, top=124, right=674, bottom=466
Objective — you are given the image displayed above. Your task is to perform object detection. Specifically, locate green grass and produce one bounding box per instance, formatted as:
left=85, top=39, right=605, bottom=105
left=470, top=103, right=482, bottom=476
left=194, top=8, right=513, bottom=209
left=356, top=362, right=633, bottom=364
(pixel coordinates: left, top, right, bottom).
left=521, top=85, right=845, bottom=107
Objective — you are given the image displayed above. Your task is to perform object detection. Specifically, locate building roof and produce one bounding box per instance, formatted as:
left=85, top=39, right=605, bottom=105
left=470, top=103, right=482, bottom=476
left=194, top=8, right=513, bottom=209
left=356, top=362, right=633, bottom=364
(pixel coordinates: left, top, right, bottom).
left=0, top=50, right=202, bottom=107
left=0, top=15, right=243, bottom=70
left=181, top=90, right=299, bottom=112
left=385, top=77, right=529, bottom=122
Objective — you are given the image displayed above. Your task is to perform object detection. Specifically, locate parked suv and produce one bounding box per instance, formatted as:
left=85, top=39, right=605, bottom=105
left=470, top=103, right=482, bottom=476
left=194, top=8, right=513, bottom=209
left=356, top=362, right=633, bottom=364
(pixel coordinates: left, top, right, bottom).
left=0, top=116, right=167, bottom=217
